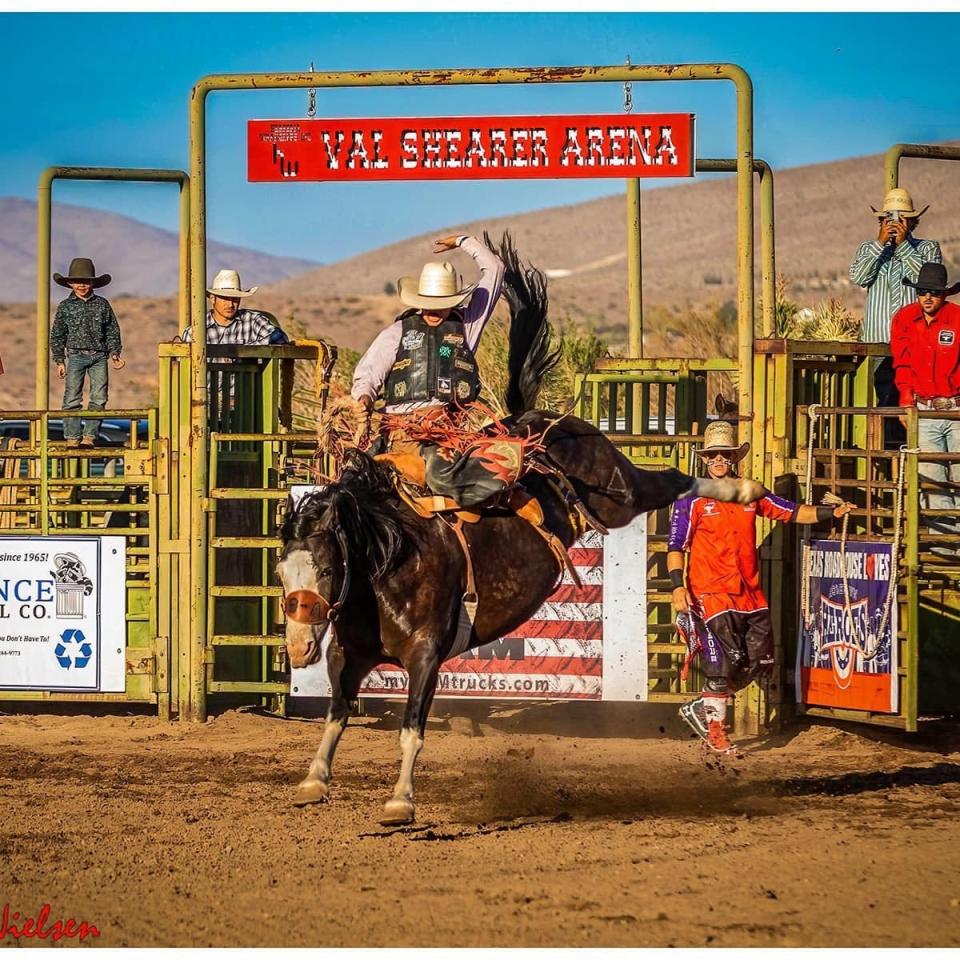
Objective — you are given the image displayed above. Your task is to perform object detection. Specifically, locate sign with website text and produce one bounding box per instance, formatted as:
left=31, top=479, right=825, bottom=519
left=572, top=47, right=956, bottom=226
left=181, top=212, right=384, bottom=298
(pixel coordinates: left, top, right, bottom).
left=796, top=539, right=899, bottom=714
left=0, top=537, right=126, bottom=692
left=248, top=114, right=695, bottom=182
left=291, top=515, right=648, bottom=702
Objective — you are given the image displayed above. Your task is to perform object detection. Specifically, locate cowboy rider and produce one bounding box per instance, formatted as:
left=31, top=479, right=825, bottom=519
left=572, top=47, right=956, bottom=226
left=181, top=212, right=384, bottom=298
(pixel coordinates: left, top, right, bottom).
left=668, top=420, right=853, bottom=754
left=351, top=234, right=515, bottom=508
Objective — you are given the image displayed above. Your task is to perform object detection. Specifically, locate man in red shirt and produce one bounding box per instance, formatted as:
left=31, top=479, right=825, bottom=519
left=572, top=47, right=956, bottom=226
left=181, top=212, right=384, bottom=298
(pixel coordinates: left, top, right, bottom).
left=891, top=262, right=960, bottom=552
left=668, top=420, right=852, bottom=753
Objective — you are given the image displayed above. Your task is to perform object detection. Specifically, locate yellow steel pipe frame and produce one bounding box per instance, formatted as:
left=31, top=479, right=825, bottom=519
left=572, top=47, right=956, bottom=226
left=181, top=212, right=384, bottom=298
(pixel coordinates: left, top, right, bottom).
left=35, top=167, right=190, bottom=410
left=189, top=64, right=755, bottom=720
left=885, top=142, right=960, bottom=192
left=697, top=158, right=775, bottom=337
left=626, top=157, right=774, bottom=358
left=627, top=179, right=643, bottom=358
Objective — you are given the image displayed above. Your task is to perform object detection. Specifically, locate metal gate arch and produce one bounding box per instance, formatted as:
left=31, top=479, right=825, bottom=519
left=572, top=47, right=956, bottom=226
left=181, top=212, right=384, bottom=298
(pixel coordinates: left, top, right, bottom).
left=183, top=62, right=760, bottom=721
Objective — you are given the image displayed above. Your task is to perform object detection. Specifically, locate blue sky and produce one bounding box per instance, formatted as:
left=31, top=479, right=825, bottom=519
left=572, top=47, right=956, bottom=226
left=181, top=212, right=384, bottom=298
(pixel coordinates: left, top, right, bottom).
left=3, top=11, right=959, bottom=264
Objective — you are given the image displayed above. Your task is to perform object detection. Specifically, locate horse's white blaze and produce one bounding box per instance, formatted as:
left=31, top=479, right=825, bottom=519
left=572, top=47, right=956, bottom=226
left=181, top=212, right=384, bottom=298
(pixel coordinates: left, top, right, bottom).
left=278, top=548, right=320, bottom=593
left=277, top=549, right=323, bottom=664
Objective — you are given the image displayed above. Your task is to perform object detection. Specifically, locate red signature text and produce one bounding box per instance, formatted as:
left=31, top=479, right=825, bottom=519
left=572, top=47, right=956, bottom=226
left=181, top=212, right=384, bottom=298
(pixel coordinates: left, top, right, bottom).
left=1, top=903, right=101, bottom=942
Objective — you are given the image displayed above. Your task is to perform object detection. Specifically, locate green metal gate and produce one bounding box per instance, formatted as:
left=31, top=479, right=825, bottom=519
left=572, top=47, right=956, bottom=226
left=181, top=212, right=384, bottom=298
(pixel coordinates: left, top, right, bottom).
left=0, top=408, right=165, bottom=710
left=157, top=341, right=333, bottom=721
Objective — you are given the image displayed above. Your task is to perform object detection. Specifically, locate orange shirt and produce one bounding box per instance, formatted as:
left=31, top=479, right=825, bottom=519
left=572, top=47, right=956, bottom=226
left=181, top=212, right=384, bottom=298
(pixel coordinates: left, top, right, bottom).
left=668, top=493, right=796, bottom=616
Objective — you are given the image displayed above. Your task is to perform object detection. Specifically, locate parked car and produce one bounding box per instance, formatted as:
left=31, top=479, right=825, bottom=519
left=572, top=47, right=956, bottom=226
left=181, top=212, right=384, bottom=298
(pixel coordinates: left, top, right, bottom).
left=0, top=417, right=149, bottom=447
left=0, top=418, right=150, bottom=487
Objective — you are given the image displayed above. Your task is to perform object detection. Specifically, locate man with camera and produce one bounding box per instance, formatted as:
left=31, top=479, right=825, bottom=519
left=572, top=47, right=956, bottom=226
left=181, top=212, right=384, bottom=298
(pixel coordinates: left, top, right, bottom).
left=850, top=188, right=941, bottom=447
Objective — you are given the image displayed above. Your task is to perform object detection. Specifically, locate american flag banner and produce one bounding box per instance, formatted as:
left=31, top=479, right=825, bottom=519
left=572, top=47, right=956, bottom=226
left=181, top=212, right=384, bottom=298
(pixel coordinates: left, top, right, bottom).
left=290, top=515, right=648, bottom=702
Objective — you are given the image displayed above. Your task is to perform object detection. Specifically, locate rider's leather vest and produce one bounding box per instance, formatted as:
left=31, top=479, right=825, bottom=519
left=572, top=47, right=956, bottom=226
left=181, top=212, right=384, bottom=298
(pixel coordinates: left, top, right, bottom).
left=383, top=310, right=480, bottom=406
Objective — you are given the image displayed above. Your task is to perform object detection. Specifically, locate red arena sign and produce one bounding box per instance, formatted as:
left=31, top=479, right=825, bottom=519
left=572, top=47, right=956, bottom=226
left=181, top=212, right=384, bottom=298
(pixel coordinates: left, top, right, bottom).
left=247, top=113, right=695, bottom=182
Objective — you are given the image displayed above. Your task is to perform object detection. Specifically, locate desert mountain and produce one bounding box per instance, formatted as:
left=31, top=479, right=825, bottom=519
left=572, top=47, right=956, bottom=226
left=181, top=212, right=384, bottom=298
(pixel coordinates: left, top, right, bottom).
left=270, top=145, right=960, bottom=324
left=2, top=143, right=959, bottom=410
left=0, top=197, right=319, bottom=303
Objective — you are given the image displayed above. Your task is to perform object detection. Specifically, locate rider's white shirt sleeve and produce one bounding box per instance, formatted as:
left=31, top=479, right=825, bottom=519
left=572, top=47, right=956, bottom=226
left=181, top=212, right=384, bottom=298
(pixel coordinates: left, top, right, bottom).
left=459, top=236, right=505, bottom=352
left=351, top=323, right=403, bottom=402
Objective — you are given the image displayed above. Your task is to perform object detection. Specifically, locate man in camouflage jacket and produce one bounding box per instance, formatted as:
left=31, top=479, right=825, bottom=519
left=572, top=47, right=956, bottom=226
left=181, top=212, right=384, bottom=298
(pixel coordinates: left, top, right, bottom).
left=50, top=258, right=124, bottom=447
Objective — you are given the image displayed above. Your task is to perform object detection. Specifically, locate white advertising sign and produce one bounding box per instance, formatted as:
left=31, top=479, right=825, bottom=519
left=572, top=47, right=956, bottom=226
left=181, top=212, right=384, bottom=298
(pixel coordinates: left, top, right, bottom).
left=0, top=537, right=127, bottom=692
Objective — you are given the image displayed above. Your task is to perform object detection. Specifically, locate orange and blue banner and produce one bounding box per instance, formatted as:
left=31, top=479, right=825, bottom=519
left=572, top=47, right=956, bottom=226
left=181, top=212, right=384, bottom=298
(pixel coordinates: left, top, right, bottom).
left=796, top=539, right=898, bottom=714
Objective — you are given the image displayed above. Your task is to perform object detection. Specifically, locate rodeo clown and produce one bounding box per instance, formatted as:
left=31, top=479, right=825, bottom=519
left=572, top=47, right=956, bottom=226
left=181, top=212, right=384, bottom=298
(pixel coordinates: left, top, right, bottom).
left=667, top=420, right=853, bottom=754
left=351, top=234, right=515, bottom=508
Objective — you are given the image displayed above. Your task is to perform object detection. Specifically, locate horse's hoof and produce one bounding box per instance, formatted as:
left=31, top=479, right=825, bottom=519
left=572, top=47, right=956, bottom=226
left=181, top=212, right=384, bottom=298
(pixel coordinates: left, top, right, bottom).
left=293, top=779, right=330, bottom=807
left=380, top=797, right=415, bottom=826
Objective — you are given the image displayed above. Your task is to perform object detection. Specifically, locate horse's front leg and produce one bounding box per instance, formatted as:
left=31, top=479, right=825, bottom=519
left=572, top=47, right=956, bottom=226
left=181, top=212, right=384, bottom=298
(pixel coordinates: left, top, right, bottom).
left=381, top=645, right=441, bottom=826
left=294, top=638, right=361, bottom=806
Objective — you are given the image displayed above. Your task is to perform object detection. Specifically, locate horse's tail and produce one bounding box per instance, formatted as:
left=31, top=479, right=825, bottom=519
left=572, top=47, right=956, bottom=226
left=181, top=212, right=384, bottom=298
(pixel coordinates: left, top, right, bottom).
left=485, top=230, right=560, bottom=416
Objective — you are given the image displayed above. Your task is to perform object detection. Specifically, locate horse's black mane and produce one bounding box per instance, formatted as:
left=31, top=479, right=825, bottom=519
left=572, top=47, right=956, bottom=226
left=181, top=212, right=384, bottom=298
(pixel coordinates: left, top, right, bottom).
left=483, top=230, right=560, bottom=416
left=280, top=450, right=408, bottom=578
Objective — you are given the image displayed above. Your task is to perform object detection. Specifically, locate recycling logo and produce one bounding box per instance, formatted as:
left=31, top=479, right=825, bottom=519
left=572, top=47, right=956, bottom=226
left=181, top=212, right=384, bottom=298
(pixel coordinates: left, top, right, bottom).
left=54, top=629, right=92, bottom=670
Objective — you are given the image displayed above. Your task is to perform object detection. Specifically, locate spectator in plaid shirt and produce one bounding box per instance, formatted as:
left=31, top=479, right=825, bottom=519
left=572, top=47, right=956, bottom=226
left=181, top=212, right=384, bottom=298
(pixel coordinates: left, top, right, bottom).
left=179, top=269, right=289, bottom=345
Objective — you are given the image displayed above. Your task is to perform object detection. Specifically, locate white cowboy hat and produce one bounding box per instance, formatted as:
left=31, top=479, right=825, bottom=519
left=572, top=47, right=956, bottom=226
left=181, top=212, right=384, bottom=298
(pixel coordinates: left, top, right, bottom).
left=206, top=269, right=259, bottom=299
left=397, top=261, right=478, bottom=311
left=697, top=419, right=750, bottom=464
left=871, top=187, right=928, bottom=220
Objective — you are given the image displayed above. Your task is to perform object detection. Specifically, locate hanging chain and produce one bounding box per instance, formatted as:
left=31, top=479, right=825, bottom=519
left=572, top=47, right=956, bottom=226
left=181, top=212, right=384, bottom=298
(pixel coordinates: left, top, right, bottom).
left=623, top=55, right=633, bottom=114
left=307, top=61, right=317, bottom=119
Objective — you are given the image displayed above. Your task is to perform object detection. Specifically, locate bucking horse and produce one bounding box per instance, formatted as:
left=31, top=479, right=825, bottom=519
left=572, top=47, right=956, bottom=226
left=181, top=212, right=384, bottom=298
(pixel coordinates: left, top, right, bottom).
left=278, top=236, right=762, bottom=825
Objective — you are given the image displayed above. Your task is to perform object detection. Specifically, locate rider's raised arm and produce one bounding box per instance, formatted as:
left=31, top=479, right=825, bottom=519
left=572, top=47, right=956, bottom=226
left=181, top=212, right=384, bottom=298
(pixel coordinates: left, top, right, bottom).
left=459, top=235, right=505, bottom=351
left=351, top=323, right=403, bottom=404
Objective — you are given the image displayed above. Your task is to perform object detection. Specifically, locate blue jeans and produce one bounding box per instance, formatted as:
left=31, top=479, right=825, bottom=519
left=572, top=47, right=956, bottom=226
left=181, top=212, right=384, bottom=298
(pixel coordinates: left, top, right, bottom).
left=62, top=352, right=108, bottom=441
left=918, top=416, right=960, bottom=540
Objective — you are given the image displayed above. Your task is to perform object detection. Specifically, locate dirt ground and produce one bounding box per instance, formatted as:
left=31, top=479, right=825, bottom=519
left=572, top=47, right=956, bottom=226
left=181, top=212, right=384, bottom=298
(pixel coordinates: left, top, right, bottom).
left=1, top=702, right=959, bottom=948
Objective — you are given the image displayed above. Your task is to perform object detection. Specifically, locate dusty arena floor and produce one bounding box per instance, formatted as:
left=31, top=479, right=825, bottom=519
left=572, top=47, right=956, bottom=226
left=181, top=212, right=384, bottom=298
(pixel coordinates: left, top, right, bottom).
left=1, top=703, right=959, bottom=948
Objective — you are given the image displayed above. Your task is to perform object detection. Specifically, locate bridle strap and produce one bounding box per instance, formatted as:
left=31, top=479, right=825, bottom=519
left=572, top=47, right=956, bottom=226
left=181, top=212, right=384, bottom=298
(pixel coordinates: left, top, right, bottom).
left=283, top=526, right=351, bottom=625
left=331, top=526, right=351, bottom=618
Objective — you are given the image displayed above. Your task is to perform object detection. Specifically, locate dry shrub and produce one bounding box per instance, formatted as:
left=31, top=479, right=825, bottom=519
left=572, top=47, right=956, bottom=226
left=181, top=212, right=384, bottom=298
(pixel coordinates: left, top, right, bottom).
left=774, top=273, right=801, bottom=338
left=779, top=297, right=858, bottom=342
left=807, top=298, right=859, bottom=341
left=475, top=311, right=608, bottom=416
left=280, top=313, right=360, bottom=432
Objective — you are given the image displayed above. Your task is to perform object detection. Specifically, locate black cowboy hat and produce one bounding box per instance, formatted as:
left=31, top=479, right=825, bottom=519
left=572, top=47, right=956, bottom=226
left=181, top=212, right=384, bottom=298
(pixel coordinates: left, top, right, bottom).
left=53, top=257, right=112, bottom=289
left=902, top=262, right=960, bottom=297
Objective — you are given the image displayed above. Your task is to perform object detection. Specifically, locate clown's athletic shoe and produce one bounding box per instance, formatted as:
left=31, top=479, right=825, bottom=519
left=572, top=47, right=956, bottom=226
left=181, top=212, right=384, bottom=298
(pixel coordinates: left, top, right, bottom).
left=680, top=699, right=738, bottom=755
left=679, top=697, right=710, bottom=740
left=706, top=720, right=736, bottom=755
